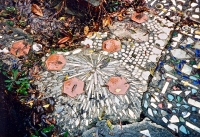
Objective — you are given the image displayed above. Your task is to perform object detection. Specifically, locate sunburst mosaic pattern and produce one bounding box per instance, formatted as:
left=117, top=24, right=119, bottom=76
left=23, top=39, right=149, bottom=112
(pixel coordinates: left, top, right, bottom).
left=34, top=13, right=174, bottom=135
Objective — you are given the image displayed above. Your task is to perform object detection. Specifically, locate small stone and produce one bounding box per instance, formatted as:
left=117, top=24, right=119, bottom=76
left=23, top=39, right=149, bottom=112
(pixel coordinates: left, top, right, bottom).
left=179, top=117, right=185, bottom=122
left=81, top=38, right=93, bottom=46
left=32, top=43, right=42, bottom=51
left=181, top=64, right=192, bottom=75
left=195, top=35, right=200, bottom=39
left=167, top=94, right=174, bottom=101
left=158, top=33, right=168, bottom=39
left=140, top=130, right=151, bottom=137
left=185, top=90, right=191, bottom=96
left=180, top=125, right=188, bottom=134
left=162, top=117, right=168, bottom=123
left=192, top=89, right=197, bottom=94
left=142, top=71, right=150, bottom=80
left=148, top=108, right=153, bottom=117
left=158, top=103, right=163, bottom=108
left=186, top=121, right=200, bottom=133
left=56, top=106, right=64, bottom=114
left=182, top=112, right=190, bottom=118
left=176, top=96, right=183, bottom=102
left=0, top=47, right=9, bottom=53
left=155, top=40, right=165, bottom=47
left=192, top=107, right=197, bottom=111
left=144, top=100, right=148, bottom=108
left=72, top=49, right=82, bottom=54
left=149, top=55, right=158, bottom=62
left=169, top=115, right=179, bottom=123
left=194, top=41, right=200, bottom=50
left=167, top=124, right=178, bottom=132
left=152, top=47, right=162, bottom=55
left=164, top=65, right=173, bottom=72
left=171, top=49, right=191, bottom=59
left=192, top=14, right=199, bottom=19
left=191, top=3, right=198, bottom=7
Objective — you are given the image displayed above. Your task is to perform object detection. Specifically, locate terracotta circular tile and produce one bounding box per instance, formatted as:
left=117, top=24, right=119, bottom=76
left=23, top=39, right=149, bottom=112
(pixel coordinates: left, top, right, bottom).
left=106, top=76, right=130, bottom=95
left=63, top=77, right=85, bottom=98
left=45, top=54, right=66, bottom=71
left=10, top=40, right=31, bottom=57
left=102, top=39, right=121, bottom=53
left=131, top=12, right=148, bottom=24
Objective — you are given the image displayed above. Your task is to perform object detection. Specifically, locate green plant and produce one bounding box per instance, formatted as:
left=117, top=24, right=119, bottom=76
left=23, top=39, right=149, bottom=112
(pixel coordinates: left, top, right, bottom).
left=5, top=6, right=16, bottom=13
left=30, top=124, right=55, bottom=137
left=63, top=131, right=69, bottom=137
left=4, top=69, right=30, bottom=95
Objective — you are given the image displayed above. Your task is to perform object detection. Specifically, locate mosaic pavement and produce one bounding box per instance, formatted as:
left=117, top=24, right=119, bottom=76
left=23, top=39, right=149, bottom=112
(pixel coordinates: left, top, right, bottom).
left=1, top=0, right=197, bottom=136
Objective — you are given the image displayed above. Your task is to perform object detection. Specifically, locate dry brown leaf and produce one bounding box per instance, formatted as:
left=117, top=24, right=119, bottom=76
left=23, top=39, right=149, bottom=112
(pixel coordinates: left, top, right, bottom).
left=43, top=104, right=50, bottom=108
left=58, top=36, right=71, bottom=44
left=84, top=26, right=89, bottom=35
left=102, top=16, right=111, bottom=27
left=118, top=13, right=123, bottom=21
left=31, top=4, right=43, bottom=16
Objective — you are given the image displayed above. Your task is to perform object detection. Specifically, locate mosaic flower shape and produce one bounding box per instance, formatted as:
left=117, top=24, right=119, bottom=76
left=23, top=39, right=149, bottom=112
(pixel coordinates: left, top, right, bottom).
left=102, top=39, right=121, bottom=53
left=63, top=77, right=85, bottom=98
left=10, top=40, right=30, bottom=57
left=131, top=12, right=148, bottom=24
left=107, top=76, right=130, bottom=95
left=45, top=54, right=66, bottom=71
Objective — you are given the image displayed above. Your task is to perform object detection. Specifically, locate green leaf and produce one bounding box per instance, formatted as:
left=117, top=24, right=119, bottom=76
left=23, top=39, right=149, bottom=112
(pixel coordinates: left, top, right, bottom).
left=24, top=84, right=29, bottom=89
left=42, top=125, right=54, bottom=133
left=15, top=81, right=21, bottom=84
left=6, top=20, right=14, bottom=26
left=18, top=77, right=28, bottom=81
left=2, top=71, right=7, bottom=75
left=35, top=130, right=39, bottom=136
left=7, top=85, right=12, bottom=91
left=63, top=131, right=69, bottom=137
left=6, top=6, right=15, bottom=12
left=5, top=80, right=12, bottom=83
left=30, top=135, right=38, bottom=137
left=12, top=69, right=18, bottom=80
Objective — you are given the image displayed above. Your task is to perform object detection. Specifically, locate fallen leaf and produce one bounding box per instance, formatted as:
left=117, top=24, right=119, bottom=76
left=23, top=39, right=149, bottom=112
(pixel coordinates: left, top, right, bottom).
left=84, top=26, right=89, bottom=35
left=117, top=13, right=123, bottom=21
left=25, top=100, right=34, bottom=107
left=43, top=104, right=50, bottom=108
left=31, top=4, right=43, bottom=16
left=150, top=67, right=156, bottom=76
left=102, top=16, right=111, bottom=27
left=106, top=120, right=113, bottom=130
left=64, top=74, right=68, bottom=81
left=98, top=106, right=106, bottom=120
left=58, top=36, right=71, bottom=44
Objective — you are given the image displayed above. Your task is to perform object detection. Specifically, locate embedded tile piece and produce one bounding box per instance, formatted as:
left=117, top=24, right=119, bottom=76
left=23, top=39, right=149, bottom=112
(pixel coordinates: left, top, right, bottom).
left=45, top=54, right=66, bottom=71
left=10, top=40, right=31, bottom=57
left=186, top=121, right=200, bottom=133
left=106, top=76, right=130, bottom=95
left=131, top=12, right=148, bottom=23
left=102, top=39, right=121, bottom=53
left=188, top=98, right=200, bottom=109
left=171, top=49, right=191, bottom=59
left=140, top=129, right=151, bottom=137
left=169, top=115, right=179, bottom=123
left=168, top=124, right=178, bottom=132
left=181, top=64, right=192, bottom=75
left=63, top=77, right=85, bottom=98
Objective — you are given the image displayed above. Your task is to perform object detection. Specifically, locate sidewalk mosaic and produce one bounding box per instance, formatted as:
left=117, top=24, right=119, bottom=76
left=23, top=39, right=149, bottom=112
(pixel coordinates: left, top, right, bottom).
left=33, top=13, right=175, bottom=135
left=142, top=32, right=200, bottom=137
